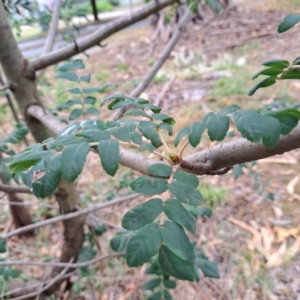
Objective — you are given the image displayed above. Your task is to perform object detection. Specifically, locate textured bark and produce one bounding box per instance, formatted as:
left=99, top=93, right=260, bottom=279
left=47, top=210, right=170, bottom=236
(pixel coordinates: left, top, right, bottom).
left=0, top=2, right=84, bottom=294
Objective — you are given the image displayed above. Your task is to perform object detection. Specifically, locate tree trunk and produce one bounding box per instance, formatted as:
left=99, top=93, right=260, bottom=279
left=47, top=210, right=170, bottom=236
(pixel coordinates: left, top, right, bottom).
left=0, top=2, right=85, bottom=294
left=90, top=0, right=99, bottom=21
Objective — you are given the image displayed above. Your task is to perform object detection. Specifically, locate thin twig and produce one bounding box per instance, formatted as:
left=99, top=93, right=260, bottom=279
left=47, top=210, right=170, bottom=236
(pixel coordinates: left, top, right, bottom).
left=87, top=214, right=124, bottom=231
left=0, top=252, right=124, bottom=268
left=0, top=200, right=57, bottom=209
left=36, top=0, right=62, bottom=79
left=3, top=193, right=139, bottom=239
left=10, top=258, right=74, bottom=300
left=110, top=8, right=192, bottom=121
left=0, top=83, right=9, bottom=91
left=2, top=270, right=78, bottom=299
left=192, top=282, right=210, bottom=300
left=153, top=74, right=175, bottom=107
left=0, top=183, right=31, bottom=193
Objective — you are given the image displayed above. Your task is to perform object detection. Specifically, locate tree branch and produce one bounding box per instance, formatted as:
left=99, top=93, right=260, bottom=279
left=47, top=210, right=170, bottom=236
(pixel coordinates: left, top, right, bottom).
left=0, top=253, right=124, bottom=269
left=36, top=0, right=62, bottom=79
left=0, top=183, right=31, bottom=193
left=0, top=200, right=58, bottom=209
left=29, top=0, right=177, bottom=71
left=4, top=270, right=77, bottom=299
left=3, top=193, right=139, bottom=239
left=26, top=105, right=300, bottom=176
left=110, top=7, right=191, bottom=121
left=9, top=258, right=74, bottom=300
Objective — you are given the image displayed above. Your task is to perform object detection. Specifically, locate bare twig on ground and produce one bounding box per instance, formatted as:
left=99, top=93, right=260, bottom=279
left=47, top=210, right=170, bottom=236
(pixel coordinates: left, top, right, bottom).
left=154, top=74, right=175, bottom=107
left=3, top=193, right=139, bottom=239
left=3, top=271, right=78, bottom=299
left=0, top=253, right=124, bottom=268
left=10, top=258, right=74, bottom=300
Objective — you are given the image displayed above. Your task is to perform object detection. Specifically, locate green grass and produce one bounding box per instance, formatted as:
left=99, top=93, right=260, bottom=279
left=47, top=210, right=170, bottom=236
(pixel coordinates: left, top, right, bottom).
left=116, top=63, right=129, bottom=74
left=200, top=184, right=228, bottom=208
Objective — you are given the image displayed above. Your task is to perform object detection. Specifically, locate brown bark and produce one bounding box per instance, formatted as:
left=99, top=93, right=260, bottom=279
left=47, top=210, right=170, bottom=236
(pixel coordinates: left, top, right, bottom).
left=0, top=2, right=84, bottom=295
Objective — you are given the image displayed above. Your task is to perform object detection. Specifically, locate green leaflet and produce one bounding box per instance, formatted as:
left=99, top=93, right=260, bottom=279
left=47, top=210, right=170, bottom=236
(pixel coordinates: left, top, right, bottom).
left=160, top=221, right=194, bottom=263
left=147, top=291, right=162, bottom=300
left=232, top=110, right=262, bottom=143
left=55, top=72, right=78, bottom=82
left=252, top=68, right=283, bottom=79
left=98, top=140, right=119, bottom=176
left=130, top=132, right=143, bottom=145
left=9, top=150, right=52, bottom=174
left=143, top=278, right=161, bottom=290
left=159, top=245, right=195, bottom=281
left=205, top=112, right=229, bottom=141
left=188, top=122, right=205, bottom=147
left=174, top=126, right=190, bottom=147
left=126, top=223, right=161, bottom=267
left=32, top=154, right=61, bottom=198
left=80, top=74, right=91, bottom=83
left=146, top=164, right=172, bottom=177
left=124, top=109, right=151, bottom=119
left=278, top=14, right=300, bottom=33
left=262, top=59, right=289, bottom=69
left=69, top=108, right=84, bottom=120
left=86, top=107, right=100, bottom=116
left=57, top=59, right=85, bottom=71
left=163, top=289, right=172, bottom=300
left=0, top=238, right=6, bottom=253
left=138, top=122, right=162, bottom=148
left=76, top=129, right=110, bottom=142
left=106, top=127, right=131, bottom=142
left=60, top=143, right=90, bottom=182
left=130, top=175, right=168, bottom=195
left=168, top=184, right=203, bottom=206
left=163, top=199, right=196, bottom=234
left=122, top=198, right=163, bottom=230
left=248, top=76, right=276, bottom=96
left=151, top=113, right=175, bottom=125
left=159, top=122, right=173, bottom=136
left=110, top=231, right=131, bottom=252
left=174, top=170, right=199, bottom=189
left=196, top=254, right=219, bottom=278
left=163, top=279, right=176, bottom=289
left=84, top=96, right=96, bottom=105
left=261, top=115, right=281, bottom=148
left=218, top=104, right=240, bottom=115
left=80, top=119, right=106, bottom=131
left=273, top=114, right=298, bottom=135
